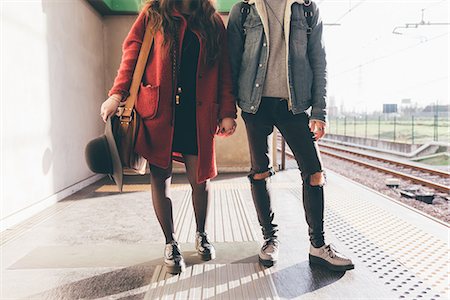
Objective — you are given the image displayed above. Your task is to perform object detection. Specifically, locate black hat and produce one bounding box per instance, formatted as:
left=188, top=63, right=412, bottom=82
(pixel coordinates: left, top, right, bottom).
left=85, top=117, right=123, bottom=192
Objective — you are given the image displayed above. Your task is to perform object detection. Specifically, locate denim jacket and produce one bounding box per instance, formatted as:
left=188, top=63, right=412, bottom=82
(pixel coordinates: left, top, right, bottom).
left=227, top=0, right=328, bottom=122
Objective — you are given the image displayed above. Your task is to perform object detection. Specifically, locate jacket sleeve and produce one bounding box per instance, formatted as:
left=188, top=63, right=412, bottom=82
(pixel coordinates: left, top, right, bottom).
left=108, top=7, right=149, bottom=99
left=307, top=2, right=328, bottom=123
left=227, top=3, right=245, bottom=98
left=217, top=16, right=238, bottom=120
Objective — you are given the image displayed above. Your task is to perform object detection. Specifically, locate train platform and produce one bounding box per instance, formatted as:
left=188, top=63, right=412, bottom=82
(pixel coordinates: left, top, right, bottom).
left=1, top=167, right=448, bottom=299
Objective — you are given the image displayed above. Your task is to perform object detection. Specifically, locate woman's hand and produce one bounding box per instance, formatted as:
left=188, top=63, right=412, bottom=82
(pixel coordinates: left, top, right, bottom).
left=217, top=117, right=237, bottom=137
left=100, top=94, right=122, bottom=122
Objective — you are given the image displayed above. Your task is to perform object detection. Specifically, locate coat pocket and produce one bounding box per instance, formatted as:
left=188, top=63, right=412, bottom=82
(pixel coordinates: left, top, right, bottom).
left=136, top=83, right=160, bottom=119
left=210, top=103, right=219, bottom=136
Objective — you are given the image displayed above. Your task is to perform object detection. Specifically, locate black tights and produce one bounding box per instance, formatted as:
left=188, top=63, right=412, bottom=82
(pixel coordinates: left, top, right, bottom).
left=149, top=154, right=210, bottom=244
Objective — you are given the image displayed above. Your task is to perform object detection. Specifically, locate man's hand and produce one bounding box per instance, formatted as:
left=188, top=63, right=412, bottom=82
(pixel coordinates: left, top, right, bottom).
left=309, top=120, right=326, bottom=140
left=217, top=118, right=237, bottom=137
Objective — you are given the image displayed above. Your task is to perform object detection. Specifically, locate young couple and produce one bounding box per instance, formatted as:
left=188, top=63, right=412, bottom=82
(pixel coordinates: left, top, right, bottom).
left=100, top=0, right=354, bottom=275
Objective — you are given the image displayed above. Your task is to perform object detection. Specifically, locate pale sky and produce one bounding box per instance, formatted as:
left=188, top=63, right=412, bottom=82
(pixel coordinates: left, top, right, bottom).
left=317, top=0, right=449, bottom=113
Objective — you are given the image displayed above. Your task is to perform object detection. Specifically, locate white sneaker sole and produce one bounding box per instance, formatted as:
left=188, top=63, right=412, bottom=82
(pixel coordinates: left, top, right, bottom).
left=198, top=251, right=216, bottom=261
left=165, top=260, right=186, bottom=274
left=259, top=255, right=277, bottom=267
left=309, top=254, right=354, bottom=272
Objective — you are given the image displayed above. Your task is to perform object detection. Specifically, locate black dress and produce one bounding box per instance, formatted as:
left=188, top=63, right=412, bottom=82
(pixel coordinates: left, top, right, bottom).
left=172, top=26, right=200, bottom=155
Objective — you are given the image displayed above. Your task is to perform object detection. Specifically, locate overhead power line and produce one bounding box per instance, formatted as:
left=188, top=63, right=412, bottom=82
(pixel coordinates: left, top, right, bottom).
left=332, top=0, right=367, bottom=24
left=331, top=32, right=448, bottom=77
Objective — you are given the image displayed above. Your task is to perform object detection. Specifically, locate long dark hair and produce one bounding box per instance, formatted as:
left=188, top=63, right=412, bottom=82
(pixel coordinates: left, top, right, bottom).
left=144, top=0, right=222, bottom=64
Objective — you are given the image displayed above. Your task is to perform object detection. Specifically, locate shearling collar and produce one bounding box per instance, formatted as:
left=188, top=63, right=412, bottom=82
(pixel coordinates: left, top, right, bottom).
left=245, top=0, right=306, bottom=49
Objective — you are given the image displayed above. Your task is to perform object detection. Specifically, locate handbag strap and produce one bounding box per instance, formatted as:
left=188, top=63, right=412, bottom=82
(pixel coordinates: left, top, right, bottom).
left=120, top=22, right=155, bottom=124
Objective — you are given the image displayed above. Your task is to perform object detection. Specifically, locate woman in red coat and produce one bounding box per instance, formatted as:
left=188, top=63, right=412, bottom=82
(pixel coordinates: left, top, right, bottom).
left=100, top=0, right=237, bottom=274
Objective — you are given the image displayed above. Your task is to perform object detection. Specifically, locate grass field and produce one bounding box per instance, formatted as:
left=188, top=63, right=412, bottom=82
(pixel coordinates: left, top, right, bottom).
left=328, top=117, right=449, bottom=144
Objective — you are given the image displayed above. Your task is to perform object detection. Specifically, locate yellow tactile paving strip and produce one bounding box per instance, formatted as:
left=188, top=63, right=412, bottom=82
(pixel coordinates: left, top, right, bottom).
left=94, top=181, right=250, bottom=193
left=144, top=263, right=278, bottom=300
left=174, top=187, right=257, bottom=243
left=95, top=183, right=190, bottom=193
left=95, top=181, right=257, bottom=243
left=143, top=183, right=272, bottom=299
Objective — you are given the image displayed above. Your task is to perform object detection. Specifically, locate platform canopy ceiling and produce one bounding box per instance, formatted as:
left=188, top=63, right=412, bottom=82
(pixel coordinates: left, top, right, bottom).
left=87, top=0, right=239, bottom=15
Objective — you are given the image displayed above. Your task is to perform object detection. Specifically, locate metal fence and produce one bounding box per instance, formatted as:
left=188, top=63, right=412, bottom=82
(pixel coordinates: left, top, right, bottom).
left=328, top=115, right=449, bottom=144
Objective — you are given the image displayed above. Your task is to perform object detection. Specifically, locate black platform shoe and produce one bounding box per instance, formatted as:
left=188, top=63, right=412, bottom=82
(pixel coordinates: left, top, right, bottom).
left=195, top=231, right=216, bottom=261
left=164, top=240, right=186, bottom=274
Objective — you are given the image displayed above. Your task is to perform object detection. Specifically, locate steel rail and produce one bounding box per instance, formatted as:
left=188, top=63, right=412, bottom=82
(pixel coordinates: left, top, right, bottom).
left=318, top=149, right=449, bottom=194
left=318, top=143, right=450, bottom=178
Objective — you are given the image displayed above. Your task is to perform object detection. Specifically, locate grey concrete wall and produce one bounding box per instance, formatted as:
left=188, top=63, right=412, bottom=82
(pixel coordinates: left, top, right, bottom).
left=1, top=0, right=106, bottom=228
left=103, top=15, right=250, bottom=173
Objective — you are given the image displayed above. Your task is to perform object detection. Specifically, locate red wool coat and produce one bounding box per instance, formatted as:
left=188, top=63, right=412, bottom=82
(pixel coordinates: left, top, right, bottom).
left=109, top=7, right=237, bottom=183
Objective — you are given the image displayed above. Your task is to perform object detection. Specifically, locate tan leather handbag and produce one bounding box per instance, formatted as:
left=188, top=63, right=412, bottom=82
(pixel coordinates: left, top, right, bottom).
left=112, top=23, right=154, bottom=176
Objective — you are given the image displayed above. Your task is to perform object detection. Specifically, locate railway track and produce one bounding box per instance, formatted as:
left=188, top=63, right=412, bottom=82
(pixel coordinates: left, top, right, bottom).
left=317, top=143, right=449, bottom=194
left=319, top=143, right=449, bottom=177
left=277, top=138, right=450, bottom=194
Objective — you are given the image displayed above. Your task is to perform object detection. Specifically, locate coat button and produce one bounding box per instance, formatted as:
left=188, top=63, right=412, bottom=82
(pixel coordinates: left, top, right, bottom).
left=255, top=83, right=260, bottom=87
left=263, top=43, right=267, bottom=47
left=250, top=105, right=255, bottom=110
left=259, top=64, right=263, bottom=67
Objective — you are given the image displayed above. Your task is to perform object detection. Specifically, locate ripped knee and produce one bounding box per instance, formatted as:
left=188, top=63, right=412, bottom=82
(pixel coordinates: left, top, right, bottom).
left=248, top=168, right=275, bottom=182
left=309, top=171, right=326, bottom=187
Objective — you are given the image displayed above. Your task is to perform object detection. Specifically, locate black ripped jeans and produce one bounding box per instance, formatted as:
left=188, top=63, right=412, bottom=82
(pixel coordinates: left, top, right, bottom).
left=242, top=98, right=325, bottom=248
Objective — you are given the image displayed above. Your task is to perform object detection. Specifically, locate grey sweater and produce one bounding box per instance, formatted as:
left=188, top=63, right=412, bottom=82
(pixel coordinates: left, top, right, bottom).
left=262, top=0, right=289, bottom=99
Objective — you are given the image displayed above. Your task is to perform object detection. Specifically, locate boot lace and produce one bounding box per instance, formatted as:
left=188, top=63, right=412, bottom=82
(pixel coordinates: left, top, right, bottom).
left=167, top=241, right=181, bottom=258
left=197, top=232, right=209, bottom=244
left=262, top=238, right=279, bottom=251
left=325, top=244, right=338, bottom=258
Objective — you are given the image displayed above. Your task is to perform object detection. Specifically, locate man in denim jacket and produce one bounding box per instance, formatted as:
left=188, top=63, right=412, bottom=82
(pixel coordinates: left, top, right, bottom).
left=228, top=0, right=353, bottom=271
